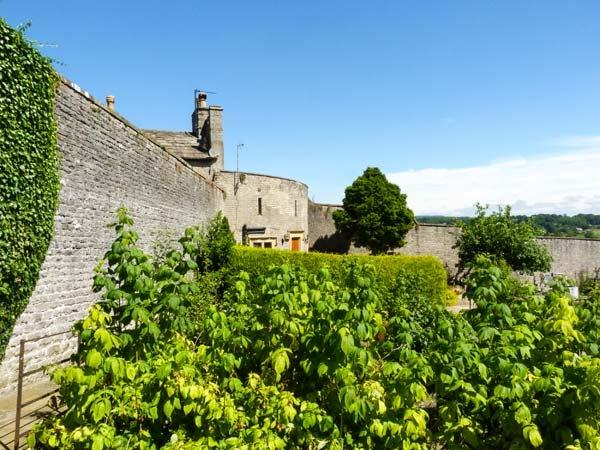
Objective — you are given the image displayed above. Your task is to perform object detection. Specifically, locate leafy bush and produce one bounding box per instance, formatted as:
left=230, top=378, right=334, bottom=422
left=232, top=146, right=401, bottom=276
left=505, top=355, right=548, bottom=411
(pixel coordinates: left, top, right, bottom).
left=180, top=211, right=235, bottom=274
left=30, top=211, right=432, bottom=449
left=426, top=255, right=600, bottom=448
left=576, top=286, right=600, bottom=357
left=230, top=246, right=447, bottom=306
left=578, top=273, right=600, bottom=297
left=30, top=212, right=600, bottom=449
left=455, top=204, right=552, bottom=275
left=147, top=212, right=236, bottom=338
left=0, top=19, right=59, bottom=360
left=444, top=288, right=459, bottom=306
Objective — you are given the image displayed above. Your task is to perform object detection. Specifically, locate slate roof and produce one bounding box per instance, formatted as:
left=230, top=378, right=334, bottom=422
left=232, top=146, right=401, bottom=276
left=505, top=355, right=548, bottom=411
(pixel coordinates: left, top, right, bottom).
left=142, top=130, right=217, bottom=161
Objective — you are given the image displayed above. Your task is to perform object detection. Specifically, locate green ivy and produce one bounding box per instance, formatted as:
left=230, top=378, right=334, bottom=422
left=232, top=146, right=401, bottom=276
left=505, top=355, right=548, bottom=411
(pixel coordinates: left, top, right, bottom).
left=0, top=19, right=60, bottom=359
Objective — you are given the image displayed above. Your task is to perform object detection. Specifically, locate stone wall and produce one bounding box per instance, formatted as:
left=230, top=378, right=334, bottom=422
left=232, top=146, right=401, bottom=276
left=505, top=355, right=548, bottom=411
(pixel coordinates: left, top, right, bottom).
left=308, top=202, right=350, bottom=253
left=308, top=202, right=460, bottom=270
left=0, top=80, right=225, bottom=393
left=538, top=237, right=600, bottom=279
left=308, top=202, right=600, bottom=279
left=394, top=224, right=460, bottom=274
left=216, top=171, right=309, bottom=251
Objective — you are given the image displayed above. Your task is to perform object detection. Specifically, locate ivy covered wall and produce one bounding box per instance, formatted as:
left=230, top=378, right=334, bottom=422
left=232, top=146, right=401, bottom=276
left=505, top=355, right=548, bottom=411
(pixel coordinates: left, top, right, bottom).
left=0, top=19, right=60, bottom=360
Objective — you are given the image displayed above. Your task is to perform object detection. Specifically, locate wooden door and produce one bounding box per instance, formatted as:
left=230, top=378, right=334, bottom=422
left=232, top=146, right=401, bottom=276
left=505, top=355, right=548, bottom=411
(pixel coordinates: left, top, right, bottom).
left=291, top=237, right=300, bottom=252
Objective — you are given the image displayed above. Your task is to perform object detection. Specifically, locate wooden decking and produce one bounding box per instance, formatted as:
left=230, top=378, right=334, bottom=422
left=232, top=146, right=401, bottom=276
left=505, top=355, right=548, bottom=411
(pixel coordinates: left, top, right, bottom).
left=0, top=381, right=59, bottom=449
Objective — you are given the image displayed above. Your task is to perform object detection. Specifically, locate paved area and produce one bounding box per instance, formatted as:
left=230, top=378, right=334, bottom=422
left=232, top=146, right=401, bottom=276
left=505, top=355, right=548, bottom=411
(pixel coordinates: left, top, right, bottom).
left=0, top=381, right=58, bottom=449
left=446, top=297, right=474, bottom=313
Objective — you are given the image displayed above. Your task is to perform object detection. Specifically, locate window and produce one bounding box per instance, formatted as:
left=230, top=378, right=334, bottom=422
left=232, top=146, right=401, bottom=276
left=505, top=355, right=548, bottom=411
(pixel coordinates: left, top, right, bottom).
left=294, top=200, right=297, bottom=217
left=249, top=238, right=276, bottom=248
left=258, top=197, right=262, bottom=215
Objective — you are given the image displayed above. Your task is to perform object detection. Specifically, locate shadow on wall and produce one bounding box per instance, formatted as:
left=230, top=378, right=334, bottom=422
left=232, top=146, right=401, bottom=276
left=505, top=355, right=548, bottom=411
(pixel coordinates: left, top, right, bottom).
left=310, top=233, right=351, bottom=254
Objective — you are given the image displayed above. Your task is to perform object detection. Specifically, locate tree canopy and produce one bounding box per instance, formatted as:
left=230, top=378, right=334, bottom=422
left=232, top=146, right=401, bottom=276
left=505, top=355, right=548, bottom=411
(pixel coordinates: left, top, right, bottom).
left=333, top=167, right=414, bottom=255
left=455, top=204, right=552, bottom=274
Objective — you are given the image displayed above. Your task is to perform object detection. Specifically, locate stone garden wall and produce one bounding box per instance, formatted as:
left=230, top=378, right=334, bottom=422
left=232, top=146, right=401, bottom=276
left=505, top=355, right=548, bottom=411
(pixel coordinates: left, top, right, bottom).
left=0, top=80, right=225, bottom=393
left=308, top=202, right=600, bottom=279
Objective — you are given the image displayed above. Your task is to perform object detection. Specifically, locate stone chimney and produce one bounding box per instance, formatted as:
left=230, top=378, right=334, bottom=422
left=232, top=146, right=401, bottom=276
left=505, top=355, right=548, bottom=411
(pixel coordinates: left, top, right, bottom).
left=106, top=95, right=115, bottom=111
left=192, top=92, right=224, bottom=172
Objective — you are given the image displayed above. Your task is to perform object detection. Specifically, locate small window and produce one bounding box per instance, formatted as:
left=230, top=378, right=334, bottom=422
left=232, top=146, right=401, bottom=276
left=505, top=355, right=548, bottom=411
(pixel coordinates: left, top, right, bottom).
left=264, top=242, right=273, bottom=248
left=253, top=242, right=261, bottom=248
left=294, top=200, right=297, bottom=217
left=258, top=197, right=262, bottom=215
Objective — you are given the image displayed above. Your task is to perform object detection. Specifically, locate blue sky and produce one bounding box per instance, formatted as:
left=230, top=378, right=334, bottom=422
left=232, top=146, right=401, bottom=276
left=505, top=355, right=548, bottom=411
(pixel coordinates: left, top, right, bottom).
left=4, top=1, right=600, bottom=214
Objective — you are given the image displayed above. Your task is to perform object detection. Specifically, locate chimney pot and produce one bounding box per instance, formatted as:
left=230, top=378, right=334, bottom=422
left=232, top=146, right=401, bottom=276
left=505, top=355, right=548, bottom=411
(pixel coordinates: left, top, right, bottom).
left=197, top=91, right=208, bottom=109
left=106, top=95, right=115, bottom=111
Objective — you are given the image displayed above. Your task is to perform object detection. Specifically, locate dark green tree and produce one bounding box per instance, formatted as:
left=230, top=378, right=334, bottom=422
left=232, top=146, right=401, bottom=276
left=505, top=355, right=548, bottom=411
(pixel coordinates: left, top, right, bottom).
left=333, top=167, right=415, bottom=254
left=456, top=204, right=552, bottom=274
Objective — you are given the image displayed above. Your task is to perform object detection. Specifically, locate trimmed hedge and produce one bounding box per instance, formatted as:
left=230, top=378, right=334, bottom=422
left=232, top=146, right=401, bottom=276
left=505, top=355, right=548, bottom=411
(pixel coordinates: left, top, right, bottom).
left=0, top=20, right=60, bottom=359
left=230, top=246, right=448, bottom=305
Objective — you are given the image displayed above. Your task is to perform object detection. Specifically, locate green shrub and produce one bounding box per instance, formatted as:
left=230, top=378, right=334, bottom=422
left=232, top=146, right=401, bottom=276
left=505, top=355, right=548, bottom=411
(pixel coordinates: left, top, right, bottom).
left=30, top=211, right=432, bottom=449
left=229, top=246, right=447, bottom=306
left=0, top=19, right=59, bottom=360
left=426, top=255, right=600, bottom=448
left=578, top=273, right=600, bottom=297
left=444, top=288, right=459, bottom=306
left=455, top=204, right=552, bottom=275
left=180, top=212, right=235, bottom=274
left=29, top=214, right=600, bottom=449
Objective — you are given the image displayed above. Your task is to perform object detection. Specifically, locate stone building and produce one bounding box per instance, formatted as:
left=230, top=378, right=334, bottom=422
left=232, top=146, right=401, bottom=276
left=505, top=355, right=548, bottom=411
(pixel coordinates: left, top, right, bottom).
left=142, top=92, right=310, bottom=252
left=143, top=92, right=224, bottom=179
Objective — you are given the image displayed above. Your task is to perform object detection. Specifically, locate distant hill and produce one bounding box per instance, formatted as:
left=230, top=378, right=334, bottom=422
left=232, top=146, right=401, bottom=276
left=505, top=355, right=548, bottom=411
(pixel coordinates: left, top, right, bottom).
left=416, top=214, right=600, bottom=239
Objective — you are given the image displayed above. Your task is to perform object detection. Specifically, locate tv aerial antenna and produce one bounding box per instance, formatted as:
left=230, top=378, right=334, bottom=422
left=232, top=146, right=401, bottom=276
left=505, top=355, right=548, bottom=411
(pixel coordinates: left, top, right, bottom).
left=193, top=89, right=217, bottom=107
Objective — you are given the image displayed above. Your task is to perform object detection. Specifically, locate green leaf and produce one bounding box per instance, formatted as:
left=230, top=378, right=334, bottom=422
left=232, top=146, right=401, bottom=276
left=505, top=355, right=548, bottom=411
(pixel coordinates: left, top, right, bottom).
left=163, top=400, right=174, bottom=419
left=272, top=348, right=290, bottom=378
left=515, top=404, right=531, bottom=425
left=85, top=349, right=102, bottom=369
left=317, top=362, right=328, bottom=376
left=157, top=363, right=172, bottom=380
left=340, top=334, right=354, bottom=355
left=524, top=425, right=543, bottom=447
left=92, top=435, right=104, bottom=450
left=126, top=366, right=136, bottom=381
left=183, top=402, right=194, bottom=415
left=477, top=363, right=488, bottom=381
left=92, top=401, right=106, bottom=423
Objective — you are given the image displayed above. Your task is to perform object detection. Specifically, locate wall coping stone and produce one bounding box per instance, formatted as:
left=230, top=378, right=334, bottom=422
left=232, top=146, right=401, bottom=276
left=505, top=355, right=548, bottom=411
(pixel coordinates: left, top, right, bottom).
left=537, top=235, right=600, bottom=242
left=309, top=202, right=342, bottom=208
left=221, top=170, right=308, bottom=189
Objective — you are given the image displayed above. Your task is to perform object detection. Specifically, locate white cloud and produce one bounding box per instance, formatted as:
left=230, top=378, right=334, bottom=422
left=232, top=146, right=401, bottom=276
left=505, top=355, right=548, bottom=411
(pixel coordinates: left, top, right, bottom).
left=387, top=137, right=600, bottom=216
left=550, top=135, right=600, bottom=148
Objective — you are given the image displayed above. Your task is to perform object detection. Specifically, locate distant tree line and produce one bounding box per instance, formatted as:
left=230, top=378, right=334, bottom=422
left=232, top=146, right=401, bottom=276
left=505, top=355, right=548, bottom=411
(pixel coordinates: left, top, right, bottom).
left=417, top=213, right=600, bottom=238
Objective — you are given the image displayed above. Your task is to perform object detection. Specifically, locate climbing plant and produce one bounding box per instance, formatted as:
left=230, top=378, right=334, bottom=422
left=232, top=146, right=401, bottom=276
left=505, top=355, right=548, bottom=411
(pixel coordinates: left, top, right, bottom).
left=0, top=19, right=60, bottom=359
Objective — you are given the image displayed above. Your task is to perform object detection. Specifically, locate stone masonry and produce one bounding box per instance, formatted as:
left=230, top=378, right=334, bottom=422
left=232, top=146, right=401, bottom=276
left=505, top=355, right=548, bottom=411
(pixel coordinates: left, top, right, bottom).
left=215, top=171, right=309, bottom=251
left=0, top=80, right=225, bottom=393
left=538, top=237, right=600, bottom=278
